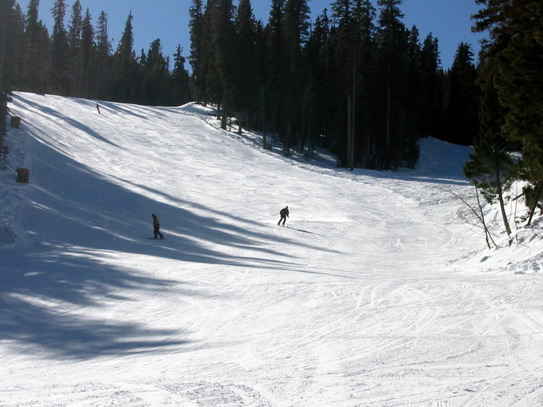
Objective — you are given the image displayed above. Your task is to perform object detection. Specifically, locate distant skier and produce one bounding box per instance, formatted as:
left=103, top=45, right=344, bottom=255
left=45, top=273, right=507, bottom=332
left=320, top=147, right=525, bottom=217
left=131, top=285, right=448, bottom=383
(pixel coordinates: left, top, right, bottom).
left=278, top=206, right=289, bottom=226
left=151, top=213, right=164, bottom=239
left=96, top=103, right=101, bottom=114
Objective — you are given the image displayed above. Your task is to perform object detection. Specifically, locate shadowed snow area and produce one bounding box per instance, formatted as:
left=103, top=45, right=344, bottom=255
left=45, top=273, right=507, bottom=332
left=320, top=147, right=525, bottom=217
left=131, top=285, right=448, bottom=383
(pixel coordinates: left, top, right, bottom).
left=1, top=92, right=542, bottom=406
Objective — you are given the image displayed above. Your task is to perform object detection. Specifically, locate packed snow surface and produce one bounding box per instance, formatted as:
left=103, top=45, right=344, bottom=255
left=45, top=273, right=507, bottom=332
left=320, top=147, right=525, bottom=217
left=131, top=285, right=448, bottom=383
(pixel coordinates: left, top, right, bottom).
left=1, top=93, right=543, bottom=406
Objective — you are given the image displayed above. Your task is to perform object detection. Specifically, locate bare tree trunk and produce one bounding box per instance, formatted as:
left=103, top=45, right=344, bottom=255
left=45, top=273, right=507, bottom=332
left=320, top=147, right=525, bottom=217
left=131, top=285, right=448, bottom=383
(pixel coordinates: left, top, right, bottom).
left=496, top=166, right=512, bottom=236
left=349, top=58, right=356, bottom=171
left=447, top=187, right=497, bottom=249
left=527, top=182, right=543, bottom=226
left=347, top=93, right=352, bottom=168
left=220, top=97, right=227, bottom=130
left=260, top=87, right=268, bottom=149
left=475, top=187, right=496, bottom=249
left=386, top=78, right=391, bottom=158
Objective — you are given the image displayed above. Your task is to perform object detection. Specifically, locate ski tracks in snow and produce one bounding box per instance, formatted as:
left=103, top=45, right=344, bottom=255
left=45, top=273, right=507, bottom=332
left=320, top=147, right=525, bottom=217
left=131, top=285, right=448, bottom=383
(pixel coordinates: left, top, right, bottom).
left=3, top=94, right=543, bottom=406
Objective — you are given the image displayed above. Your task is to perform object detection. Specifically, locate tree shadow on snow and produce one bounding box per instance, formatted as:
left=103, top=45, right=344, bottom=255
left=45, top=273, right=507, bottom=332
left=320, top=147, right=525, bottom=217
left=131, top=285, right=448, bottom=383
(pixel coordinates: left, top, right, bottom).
left=12, top=94, right=122, bottom=148
left=16, top=138, right=335, bottom=268
left=1, top=129, right=339, bottom=359
left=0, top=248, right=195, bottom=360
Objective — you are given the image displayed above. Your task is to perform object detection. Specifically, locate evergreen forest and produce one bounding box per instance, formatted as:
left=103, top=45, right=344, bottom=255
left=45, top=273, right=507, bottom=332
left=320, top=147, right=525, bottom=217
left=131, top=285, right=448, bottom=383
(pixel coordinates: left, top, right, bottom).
left=0, top=0, right=541, bottom=203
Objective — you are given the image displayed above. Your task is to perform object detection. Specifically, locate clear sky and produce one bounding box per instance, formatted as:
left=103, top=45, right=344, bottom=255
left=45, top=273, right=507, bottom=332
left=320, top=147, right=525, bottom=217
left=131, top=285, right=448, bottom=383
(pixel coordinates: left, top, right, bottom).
left=21, top=0, right=485, bottom=70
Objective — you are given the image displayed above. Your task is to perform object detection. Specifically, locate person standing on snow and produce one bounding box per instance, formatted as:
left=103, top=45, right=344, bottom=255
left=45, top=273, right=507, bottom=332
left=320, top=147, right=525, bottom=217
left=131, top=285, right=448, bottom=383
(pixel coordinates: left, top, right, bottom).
left=151, top=213, right=164, bottom=239
left=278, top=206, right=289, bottom=226
left=96, top=103, right=101, bottom=114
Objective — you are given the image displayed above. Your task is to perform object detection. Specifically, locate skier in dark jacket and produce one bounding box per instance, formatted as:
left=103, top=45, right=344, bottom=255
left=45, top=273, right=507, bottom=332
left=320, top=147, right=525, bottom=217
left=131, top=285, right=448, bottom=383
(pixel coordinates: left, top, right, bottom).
left=278, top=206, right=289, bottom=226
left=151, top=213, right=164, bottom=239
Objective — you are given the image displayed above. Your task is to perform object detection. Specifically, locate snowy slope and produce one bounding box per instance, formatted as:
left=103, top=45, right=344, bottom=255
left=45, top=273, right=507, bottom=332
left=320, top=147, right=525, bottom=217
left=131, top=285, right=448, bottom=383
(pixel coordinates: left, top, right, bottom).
left=1, top=92, right=543, bottom=406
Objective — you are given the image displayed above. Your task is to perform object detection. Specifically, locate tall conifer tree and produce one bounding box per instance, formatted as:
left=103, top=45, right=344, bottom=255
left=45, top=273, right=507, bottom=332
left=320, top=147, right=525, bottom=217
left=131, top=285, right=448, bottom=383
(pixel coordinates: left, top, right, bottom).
left=464, top=64, right=514, bottom=236
left=446, top=42, right=478, bottom=146
left=95, top=11, right=111, bottom=99
left=419, top=34, right=442, bottom=140
left=265, top=0, right=285, bottom=132
left=473, top=0, right=543, bottom=217
left=234, top=0, right=258, bottom=131
left=0, top=0, right=25, bottom=91
left=189, top=0, right=207, bottom=103
left=79, top=9, right=94, bottom=98
left=281, top=0, right=311, bottom=148
left=141, top=39, right=169, bottom=105
left=22, top=0, right=50, bottom=93
left=208, top=0, right=236, bottom=129
left=494, top=2, right=543, bottom=185
left=304, top=10, right=331, bottom=157
left=51, top=0, right=69, bottom=93
left=114, top=12, right=138, bottom=102
left=376, top=0, right=409, bottom=169
left=67, top=0, right=82, bottom=95
left=172, top=45, right=190, bottom=105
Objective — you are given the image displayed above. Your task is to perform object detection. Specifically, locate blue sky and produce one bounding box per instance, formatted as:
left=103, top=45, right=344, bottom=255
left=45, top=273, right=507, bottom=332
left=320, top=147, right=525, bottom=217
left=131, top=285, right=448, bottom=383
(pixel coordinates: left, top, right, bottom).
left=22, top=0, right=485, bottom=70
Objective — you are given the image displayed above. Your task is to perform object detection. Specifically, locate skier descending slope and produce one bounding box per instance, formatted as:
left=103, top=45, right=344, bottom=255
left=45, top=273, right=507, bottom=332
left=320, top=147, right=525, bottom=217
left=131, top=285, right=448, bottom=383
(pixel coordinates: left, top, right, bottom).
left=151, top=213, right=164, bottom=239
left=278, top=206, right=289, bottom=226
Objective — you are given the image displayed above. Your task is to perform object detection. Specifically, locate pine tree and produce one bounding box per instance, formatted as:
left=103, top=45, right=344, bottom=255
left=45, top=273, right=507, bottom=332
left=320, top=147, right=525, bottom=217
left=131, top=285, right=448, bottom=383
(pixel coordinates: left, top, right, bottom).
left=0, top=0, right=7, bottom=92
left=141, top=39, right=170, bottom=105
left=352, top=0, right=378, bottom=161
left=253, top=21, right=269, bottom=140
left=419, top=34, right=442, bottom=140
left=114, top=12, right=138, bottom=102
left=202, top=0, right=221, bottom=111
left=464, top=64, right=514, bottom=236
left=279, top=0, right=311, bottom=151
left=376, top=0, right=409, bottom=169
left=265, top=0, right=285, bottom=133
left=172, top=45, right=190, bottom=105
left=79, top=9, right=94, bottom=98
left=95, top=11, right=111, bottom=99
left=329, top=0, right=377, bottom=168
left=445, top=42, right=478, bottom=146
left=207, top=0, right=236, bottom=129
left=21, top=0, right=50, bottom=93
left=0, top=0, right=25, bottom=92
left=67, top=0, right=83, bottom=95
left=473, top=0, right=543, bottom=217
left=303, top=10, right=331, bottom=158
left=330, top=0, right=357, bottom=166
left=233, top=0, right=258, bottom=132
left=404, top=25, right=422, bottom=166
left=67, top=1, right=82, bottom=54
left=494, top=2, right=543, bottom=185
left=51, top=0, right=69, bottom=94
left=189, top=0, right=207, bottom=103
left=0, top=0, right=18, bottom=137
